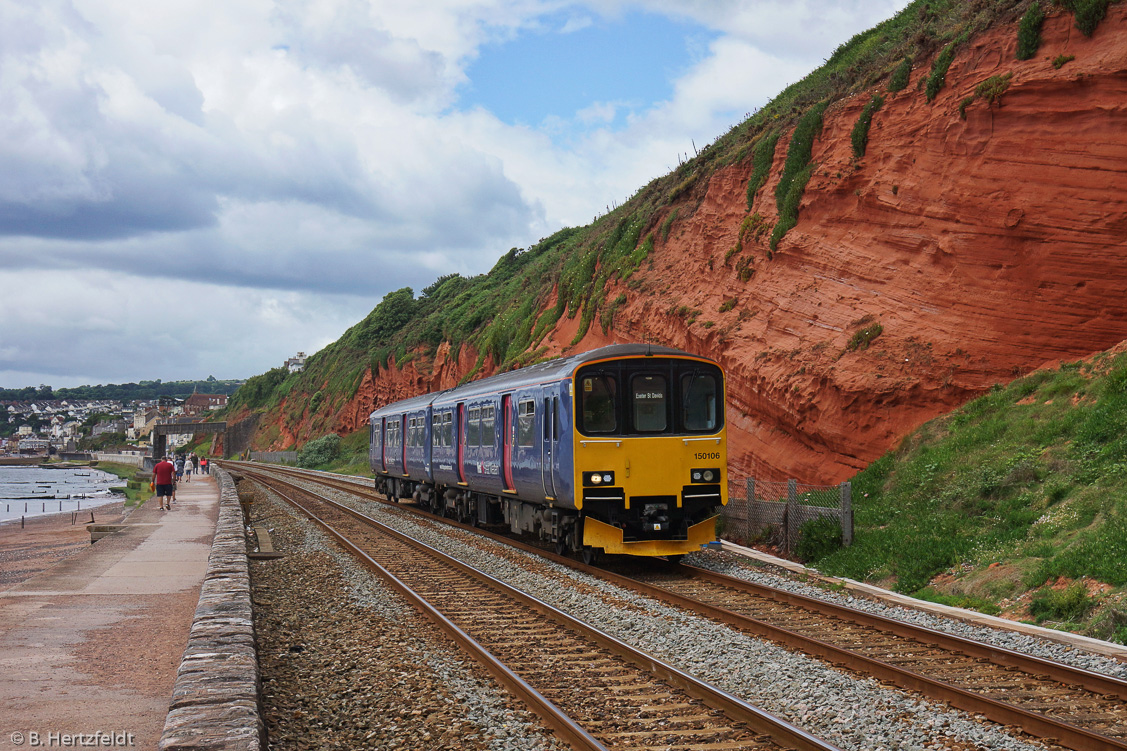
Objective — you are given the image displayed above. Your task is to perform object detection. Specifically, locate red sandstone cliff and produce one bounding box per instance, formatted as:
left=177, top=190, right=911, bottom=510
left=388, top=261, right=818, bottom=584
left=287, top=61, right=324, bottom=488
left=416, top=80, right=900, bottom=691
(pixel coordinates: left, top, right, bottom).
left=255, top=7, right=1127, bottom=486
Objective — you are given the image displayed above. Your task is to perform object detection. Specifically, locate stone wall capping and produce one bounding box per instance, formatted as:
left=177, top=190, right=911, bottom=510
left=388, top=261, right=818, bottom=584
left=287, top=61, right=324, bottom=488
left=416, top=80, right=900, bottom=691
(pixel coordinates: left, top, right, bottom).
left=158, top=467, right=264, bottom=750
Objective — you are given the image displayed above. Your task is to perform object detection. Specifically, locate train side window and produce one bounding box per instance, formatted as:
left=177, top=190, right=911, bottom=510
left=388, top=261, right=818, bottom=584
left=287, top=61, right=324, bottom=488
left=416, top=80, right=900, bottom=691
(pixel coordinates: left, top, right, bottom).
left=443, top=412, right=453, bottom=447
left=517, top=400, right=535, bottom=447
left=467, top=407, right=480, bottom=447
left=482, top=405, right=495, bottom=446
left=431, top=414, right=441, bottom=447
left=580, top=374, right=617, bottom=433
left=681, top=371, right=720, bottom=432
left=631, top=374, right=668, bottom=433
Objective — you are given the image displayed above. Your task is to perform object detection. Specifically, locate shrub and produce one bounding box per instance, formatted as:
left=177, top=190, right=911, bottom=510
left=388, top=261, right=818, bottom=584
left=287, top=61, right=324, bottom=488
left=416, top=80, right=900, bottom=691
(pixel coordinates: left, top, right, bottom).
left=1074, top=0, right=1111, bottom=36
left=975, top=72, right=1014, bottom=106
left=660, top=209, right=678, bottom=242
left=775, top=103, right=827, bottom=212
left=926, top=41, right=959, bottom=103
left=887, top=58, right=912, bottom=92
left=1088, top=602, right=1127, bottom=644
left=740, top=213, right=770, bottom=244
left=746, top=132, right=780, bottom=209
left=599, top=293, right=627, bottom=334
left=1052, top=54, right=1075, bottom=69
left=724, top=242, right=741, bottom=266
left=851, top=94, right=884, bottom=158
left=847, top=322, right=883, bottom=351
left=1029, top=581, right=1097, bottom=623
left=958, top=96, right=975, bottom=119
left=719, top=298, right=737, bottom=313
left=736, top=256, right=755, bottom=282
left=297, top=433, right=341, bottom=468
left=795, top=516, right=843, bottom=562
left=1016, top=2, right=1045, bottom=59
left=769, top=164, right=814, bottom=251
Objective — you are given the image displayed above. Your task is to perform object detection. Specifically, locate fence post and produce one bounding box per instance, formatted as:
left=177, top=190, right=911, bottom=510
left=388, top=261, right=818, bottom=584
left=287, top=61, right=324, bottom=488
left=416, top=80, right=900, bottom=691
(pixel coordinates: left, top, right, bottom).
left=785, top=478, right=797, bottom=554
left=841, top=481, right=853, bottom=546
left=745, top=477, right=755, bottom=544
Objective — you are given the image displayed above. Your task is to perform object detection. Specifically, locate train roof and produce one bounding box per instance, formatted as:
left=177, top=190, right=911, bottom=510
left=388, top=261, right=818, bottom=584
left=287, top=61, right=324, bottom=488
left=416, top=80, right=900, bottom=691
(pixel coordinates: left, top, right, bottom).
left=369, top=343, right=716, bottom=420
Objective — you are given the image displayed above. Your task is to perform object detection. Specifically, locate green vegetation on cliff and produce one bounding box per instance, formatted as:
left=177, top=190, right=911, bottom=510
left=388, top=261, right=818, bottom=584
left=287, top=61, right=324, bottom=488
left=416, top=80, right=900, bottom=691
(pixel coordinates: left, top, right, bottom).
left=228, top=0, right=1105, bottom=449
left=812, top=351, right=1127, bottom=642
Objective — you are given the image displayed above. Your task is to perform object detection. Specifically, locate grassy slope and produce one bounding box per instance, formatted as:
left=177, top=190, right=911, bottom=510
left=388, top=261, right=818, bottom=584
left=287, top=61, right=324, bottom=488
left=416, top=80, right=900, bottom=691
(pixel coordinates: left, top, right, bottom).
left=227, top=0, right=1049, bottom=429
left=814, top=348, right=1127, bottom=642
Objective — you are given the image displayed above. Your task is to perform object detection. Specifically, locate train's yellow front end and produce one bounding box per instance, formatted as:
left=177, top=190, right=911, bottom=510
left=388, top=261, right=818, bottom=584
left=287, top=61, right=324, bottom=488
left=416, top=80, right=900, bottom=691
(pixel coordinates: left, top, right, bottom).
left=571, top=355, right=726, bottom=558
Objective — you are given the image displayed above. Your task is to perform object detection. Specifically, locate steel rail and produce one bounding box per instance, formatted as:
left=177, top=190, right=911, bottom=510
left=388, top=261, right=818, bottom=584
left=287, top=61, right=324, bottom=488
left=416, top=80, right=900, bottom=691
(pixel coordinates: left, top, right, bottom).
left=666, top=562, right=1127, bottom=701
left=228, top=461, right=1127, bottom=751
left=246, top=469, right=842, bottom=751
left=255, top=478, right=607, bottom=751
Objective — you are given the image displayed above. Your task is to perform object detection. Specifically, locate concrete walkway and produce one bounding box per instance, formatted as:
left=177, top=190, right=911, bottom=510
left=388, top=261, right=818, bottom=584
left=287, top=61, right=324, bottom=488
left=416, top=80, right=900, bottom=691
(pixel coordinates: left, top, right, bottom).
left=0, top=475, right=219, bottom=750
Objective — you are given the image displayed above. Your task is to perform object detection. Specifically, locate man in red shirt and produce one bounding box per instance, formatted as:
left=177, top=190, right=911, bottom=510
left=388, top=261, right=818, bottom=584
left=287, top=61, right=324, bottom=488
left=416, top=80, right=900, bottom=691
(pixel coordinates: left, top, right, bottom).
left=152, top=456, right=176, bottom=511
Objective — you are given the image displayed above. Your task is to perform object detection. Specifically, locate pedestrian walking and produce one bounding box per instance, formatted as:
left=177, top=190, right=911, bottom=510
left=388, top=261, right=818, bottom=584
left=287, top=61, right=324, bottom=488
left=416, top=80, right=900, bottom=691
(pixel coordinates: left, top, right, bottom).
left=184, top=455, right=195, bottom=482
left=152, top=456, right=175, bottom=511
left=200, top=457, right=209, bottom=474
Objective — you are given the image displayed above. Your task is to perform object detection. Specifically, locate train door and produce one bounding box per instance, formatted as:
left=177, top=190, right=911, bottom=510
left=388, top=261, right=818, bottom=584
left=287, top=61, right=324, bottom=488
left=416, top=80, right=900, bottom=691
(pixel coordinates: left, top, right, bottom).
left=551, top=394, right=560, bottom=491
left=502, top=394, right=515, bottom=491
left=456, top=403, right=467, bottom=484
left=541, top=396, right=557, bottom=500
left=400, top=412, right=407, bottom=474
left=380, top=417, right=387, bottom=472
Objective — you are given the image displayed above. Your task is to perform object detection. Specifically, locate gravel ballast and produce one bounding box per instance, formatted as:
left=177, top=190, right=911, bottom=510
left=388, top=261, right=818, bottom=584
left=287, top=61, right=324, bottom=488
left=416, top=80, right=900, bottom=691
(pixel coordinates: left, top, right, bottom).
left=245, top=482, right=568, bottom=751
left=280, top=477, right=1063, bottom=751
left=687, top=549, right=1127, bottom=681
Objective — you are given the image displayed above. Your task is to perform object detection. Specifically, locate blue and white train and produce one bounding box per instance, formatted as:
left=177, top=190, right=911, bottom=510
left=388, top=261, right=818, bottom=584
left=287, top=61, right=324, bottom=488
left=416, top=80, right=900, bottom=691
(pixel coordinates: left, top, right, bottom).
left=370, top=344, right=727, bottom=561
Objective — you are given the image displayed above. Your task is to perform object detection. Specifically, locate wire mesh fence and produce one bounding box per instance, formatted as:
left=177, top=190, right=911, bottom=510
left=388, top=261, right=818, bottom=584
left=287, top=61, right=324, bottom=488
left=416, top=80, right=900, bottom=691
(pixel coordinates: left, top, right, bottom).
left=721, top=477, right=852, bottom=555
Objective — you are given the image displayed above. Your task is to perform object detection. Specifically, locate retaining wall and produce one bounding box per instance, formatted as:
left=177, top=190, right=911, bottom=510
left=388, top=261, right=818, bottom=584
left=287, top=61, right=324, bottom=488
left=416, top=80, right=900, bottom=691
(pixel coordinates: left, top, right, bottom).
left=159, top=467, right=264, bottom=750
left=93, top=452, right=146, bottom=467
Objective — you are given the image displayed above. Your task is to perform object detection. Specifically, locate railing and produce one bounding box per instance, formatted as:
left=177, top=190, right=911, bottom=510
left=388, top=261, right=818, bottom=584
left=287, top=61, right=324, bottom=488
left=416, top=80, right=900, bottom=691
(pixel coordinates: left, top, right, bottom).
left=92, top=452, right=146, bottom=467
left=249, top=451, right=298, bottom=463
left=722, top=477, right=852, bottom=555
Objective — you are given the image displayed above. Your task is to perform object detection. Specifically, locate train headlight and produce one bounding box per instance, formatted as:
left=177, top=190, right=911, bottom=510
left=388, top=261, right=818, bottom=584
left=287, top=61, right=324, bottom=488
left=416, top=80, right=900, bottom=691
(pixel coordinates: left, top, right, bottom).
left=583, top=471, right=615, bottom=486
left=691, top=468, right=720, bottom=484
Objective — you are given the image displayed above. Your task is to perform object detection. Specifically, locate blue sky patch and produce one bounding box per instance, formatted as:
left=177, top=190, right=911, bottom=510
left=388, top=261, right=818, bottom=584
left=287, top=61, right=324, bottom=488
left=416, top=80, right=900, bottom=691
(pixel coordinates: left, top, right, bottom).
left=461, top=10, right=715, bottom=131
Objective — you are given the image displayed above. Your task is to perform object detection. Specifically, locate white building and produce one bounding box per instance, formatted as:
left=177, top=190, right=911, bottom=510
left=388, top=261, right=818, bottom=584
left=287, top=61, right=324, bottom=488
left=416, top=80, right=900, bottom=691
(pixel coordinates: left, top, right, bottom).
left=284, top=352, right=307, bottom=372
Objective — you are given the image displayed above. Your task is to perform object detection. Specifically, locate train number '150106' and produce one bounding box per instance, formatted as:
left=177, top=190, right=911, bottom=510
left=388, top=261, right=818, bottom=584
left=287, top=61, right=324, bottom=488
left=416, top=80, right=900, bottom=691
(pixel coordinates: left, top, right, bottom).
left=694, top=452, right=721, bottom=460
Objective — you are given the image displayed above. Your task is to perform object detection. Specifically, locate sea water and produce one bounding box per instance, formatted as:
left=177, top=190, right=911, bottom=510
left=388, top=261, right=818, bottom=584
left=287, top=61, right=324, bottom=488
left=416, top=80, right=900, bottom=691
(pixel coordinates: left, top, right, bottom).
left=0, top=466, right=125, bottom=524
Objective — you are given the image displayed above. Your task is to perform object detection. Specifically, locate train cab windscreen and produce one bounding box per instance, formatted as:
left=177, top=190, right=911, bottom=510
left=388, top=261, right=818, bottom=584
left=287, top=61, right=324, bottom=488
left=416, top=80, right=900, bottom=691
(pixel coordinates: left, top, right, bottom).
left=576, top=359, right=722, bottom=436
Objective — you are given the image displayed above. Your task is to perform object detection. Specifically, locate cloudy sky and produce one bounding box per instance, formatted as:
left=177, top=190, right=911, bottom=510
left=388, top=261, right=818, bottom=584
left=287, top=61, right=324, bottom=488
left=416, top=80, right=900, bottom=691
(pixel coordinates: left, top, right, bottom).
left=0, top=0, right=909, bottom=389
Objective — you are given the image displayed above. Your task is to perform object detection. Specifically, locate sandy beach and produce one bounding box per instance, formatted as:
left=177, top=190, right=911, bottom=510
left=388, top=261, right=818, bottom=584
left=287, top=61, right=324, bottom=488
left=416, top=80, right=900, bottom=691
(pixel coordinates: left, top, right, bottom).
left=0, top=501, right=128, bottom=589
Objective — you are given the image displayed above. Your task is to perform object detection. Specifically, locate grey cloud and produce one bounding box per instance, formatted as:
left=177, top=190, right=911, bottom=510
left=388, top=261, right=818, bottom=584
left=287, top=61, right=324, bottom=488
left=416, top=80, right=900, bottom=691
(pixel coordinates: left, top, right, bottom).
left=273, top=0, right=451, bottom=107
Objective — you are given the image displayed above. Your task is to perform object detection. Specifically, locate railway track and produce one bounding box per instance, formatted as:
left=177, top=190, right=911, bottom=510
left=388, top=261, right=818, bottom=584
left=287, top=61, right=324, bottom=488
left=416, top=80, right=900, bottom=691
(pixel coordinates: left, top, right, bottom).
left=619, top=564, right=1127, bottom=751
left=244, top=468, right=840, bottom=751
left=228, top=462, right=1127, bottom=750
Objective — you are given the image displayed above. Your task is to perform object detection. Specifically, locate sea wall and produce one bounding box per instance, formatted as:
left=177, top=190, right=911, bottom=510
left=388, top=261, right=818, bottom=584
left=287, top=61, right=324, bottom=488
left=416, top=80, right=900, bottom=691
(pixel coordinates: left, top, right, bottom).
left=158, top=467, right=263, bottom=750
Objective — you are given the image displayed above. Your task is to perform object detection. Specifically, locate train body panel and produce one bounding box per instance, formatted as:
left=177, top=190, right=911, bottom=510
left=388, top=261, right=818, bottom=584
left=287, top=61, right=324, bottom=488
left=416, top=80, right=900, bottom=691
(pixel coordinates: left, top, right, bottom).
left=370, top=344, right=726, bottom=558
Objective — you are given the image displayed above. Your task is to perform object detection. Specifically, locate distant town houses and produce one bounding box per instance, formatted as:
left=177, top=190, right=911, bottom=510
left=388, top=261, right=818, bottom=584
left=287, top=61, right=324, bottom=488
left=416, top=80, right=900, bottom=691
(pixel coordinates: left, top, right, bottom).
left=0, top=393, right=228, bottom=455
left=92, top=418, right=129, bottom=437
left=184, top=393, right=228, bottom=415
